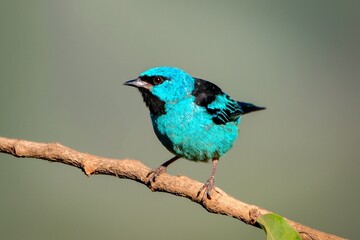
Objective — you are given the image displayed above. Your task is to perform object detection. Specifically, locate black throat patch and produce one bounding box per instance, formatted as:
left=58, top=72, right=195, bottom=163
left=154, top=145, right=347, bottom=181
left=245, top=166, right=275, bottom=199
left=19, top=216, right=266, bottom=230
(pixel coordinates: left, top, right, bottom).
left=138, top=88, right=166, bottom=116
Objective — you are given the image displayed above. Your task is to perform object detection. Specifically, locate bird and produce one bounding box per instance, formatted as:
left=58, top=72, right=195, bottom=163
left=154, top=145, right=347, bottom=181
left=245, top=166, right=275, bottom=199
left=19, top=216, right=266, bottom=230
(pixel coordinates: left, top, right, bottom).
left=124, top=66, right=265, bottom=200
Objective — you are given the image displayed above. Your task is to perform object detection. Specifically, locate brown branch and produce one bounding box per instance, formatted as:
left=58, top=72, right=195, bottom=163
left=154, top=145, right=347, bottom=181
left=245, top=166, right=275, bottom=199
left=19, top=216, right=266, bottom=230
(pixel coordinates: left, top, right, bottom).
left=0, top=136, right=344, bottom=240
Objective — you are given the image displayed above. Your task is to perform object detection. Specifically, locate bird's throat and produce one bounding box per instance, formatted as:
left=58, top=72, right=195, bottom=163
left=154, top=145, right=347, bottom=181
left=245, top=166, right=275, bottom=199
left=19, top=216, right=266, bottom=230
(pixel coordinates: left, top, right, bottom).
left=138, top=88, right=166, bottom=116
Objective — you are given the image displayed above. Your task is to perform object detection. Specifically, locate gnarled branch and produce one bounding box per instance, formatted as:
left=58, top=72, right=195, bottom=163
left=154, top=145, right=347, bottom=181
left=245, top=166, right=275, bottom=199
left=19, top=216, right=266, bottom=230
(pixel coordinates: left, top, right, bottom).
left=0, top=136, right=343, bottom=240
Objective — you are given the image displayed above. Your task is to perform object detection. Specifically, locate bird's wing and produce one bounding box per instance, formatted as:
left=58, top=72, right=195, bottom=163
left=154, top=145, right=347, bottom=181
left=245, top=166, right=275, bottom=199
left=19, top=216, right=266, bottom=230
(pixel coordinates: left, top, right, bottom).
left=192, top=78, right=243, bottom=124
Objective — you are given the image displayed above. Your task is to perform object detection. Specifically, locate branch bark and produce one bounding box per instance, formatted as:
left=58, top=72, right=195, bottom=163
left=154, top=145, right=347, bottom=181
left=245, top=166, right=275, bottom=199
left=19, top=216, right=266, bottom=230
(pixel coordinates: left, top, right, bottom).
left=0, top=136, right=344, bottom=240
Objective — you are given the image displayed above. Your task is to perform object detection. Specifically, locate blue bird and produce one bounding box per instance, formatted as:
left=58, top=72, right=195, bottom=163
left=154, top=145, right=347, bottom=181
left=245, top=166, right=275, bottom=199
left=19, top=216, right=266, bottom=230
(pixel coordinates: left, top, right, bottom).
left=124, top=66, right=265, bottom=200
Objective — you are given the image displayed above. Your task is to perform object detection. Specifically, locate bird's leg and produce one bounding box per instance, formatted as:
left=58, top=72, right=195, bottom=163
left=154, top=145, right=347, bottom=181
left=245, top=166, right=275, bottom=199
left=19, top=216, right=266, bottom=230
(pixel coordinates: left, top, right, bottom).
left=197, top=159, right=219, bottom=201
left=147, top=156, right=180, bottom=183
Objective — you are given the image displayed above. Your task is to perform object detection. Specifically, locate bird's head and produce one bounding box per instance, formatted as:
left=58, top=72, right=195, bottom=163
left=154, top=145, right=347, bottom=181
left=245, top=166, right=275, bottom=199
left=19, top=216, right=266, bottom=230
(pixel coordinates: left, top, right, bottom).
left=124, top=66, right=195, bottom=103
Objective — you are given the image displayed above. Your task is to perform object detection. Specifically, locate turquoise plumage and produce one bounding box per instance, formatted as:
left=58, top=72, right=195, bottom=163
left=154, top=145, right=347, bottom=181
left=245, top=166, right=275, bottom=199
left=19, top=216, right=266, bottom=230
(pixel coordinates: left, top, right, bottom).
left=124, top=66, right=265, bottom=200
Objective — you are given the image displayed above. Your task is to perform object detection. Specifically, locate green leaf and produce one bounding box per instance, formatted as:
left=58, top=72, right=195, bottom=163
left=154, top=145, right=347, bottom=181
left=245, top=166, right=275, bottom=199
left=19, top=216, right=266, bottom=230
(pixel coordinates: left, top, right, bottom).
left=258, top=213, right=301, bottom=240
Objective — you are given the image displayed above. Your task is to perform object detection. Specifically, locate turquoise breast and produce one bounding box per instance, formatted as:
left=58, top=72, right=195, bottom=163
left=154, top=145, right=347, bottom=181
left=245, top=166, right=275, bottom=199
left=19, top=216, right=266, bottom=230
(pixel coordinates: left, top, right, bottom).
left=151, top=97, right=240, bottom=162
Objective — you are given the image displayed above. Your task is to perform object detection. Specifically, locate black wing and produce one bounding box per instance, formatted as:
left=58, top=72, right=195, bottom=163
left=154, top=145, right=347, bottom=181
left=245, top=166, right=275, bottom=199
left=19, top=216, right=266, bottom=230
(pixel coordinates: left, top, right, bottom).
left=192, top=78, right=243, bottom=124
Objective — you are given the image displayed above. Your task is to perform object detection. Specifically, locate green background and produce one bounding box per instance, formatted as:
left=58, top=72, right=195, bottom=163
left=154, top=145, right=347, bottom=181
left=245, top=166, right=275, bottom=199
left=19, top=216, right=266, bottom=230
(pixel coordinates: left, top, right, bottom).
left=1, top=1, right=359, bottom=239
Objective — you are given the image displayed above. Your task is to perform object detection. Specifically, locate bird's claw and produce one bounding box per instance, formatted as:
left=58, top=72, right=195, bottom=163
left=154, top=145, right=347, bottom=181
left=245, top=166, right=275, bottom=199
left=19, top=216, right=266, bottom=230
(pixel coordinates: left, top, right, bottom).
left=197, top=176, right=215, bottom=202
left=146, top=166, right=166, bottom=184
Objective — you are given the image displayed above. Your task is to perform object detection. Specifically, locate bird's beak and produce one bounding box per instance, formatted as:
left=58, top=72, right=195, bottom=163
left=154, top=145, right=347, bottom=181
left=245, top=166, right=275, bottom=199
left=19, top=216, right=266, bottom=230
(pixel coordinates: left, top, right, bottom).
left=123, top=78, right=152, bottom=89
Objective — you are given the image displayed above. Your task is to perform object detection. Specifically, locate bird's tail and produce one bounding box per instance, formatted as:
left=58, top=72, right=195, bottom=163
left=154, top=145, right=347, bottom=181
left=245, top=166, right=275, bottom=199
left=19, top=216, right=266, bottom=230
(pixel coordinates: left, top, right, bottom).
left=237, top=102, right=266, bottom=115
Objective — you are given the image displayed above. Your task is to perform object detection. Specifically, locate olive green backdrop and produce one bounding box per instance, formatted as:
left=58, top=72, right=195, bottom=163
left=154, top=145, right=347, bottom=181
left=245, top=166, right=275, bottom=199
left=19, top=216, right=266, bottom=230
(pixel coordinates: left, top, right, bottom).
left=1, top=1, right=359, bottom=239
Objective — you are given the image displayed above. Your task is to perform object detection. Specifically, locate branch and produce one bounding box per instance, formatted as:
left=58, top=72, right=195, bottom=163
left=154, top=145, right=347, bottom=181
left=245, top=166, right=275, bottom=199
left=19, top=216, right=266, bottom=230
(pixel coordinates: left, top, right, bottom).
left=0, top=136, right=343, bottom=240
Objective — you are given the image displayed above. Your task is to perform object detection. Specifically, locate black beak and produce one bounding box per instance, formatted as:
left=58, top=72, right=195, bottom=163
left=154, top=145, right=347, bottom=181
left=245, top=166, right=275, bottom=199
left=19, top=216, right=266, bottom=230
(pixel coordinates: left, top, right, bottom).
left=124, top=78, right=152, bottom=89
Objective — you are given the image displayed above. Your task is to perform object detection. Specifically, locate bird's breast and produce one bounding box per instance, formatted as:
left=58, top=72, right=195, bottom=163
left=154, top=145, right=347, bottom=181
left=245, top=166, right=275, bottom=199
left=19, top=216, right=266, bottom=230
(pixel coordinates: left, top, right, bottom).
left=151, top=99, right=239, bottom=161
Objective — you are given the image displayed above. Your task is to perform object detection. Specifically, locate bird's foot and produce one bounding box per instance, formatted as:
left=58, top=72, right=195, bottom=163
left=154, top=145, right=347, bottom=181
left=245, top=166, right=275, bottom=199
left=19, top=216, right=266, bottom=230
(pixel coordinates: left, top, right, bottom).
left=146, top=166, right=167, bottom=184
left=197, top=176, right=215, bottom=202
left=146, top=156, right=180, bottom=186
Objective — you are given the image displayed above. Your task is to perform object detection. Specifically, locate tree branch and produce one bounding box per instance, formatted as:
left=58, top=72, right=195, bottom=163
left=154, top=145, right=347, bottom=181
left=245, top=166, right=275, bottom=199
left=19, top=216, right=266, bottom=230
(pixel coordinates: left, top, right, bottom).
left=0, top=136, right=343, bottom=240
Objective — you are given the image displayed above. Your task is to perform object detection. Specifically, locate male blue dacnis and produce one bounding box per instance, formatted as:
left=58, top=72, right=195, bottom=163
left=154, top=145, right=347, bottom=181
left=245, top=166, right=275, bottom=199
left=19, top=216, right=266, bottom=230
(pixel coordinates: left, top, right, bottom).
left=124, top=66, right=265, bottom=201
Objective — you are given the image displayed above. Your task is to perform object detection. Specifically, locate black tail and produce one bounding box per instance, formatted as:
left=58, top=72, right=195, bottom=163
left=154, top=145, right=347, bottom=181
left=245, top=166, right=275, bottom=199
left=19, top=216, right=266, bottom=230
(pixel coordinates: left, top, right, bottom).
left=237, top=102, right=266, bottom=115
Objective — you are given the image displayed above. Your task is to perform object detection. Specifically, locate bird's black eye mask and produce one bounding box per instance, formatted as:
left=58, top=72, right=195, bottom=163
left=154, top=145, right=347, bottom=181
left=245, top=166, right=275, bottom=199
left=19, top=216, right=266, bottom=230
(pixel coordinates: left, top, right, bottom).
left=140, top=75, right=170, bottom=86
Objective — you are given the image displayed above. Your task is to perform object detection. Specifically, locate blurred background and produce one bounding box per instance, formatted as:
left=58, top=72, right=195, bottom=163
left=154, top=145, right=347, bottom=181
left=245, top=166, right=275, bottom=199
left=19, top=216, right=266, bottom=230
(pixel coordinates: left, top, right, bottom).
left=1, top=1, right=359, bottom=239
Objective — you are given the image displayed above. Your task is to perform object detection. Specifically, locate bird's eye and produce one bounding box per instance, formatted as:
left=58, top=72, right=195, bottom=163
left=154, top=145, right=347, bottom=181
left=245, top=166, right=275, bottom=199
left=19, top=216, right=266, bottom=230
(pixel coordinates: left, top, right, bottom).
left=153, top=76, right=164, bottom=85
